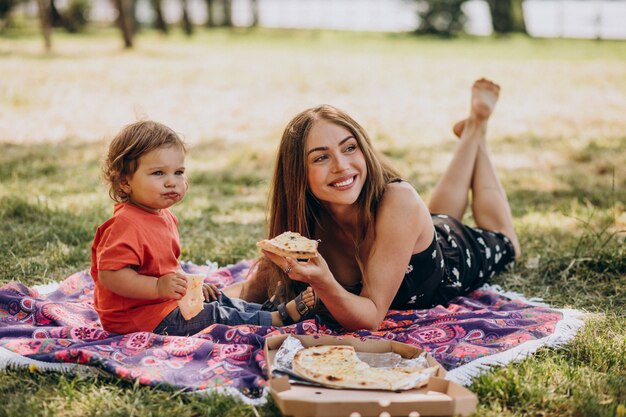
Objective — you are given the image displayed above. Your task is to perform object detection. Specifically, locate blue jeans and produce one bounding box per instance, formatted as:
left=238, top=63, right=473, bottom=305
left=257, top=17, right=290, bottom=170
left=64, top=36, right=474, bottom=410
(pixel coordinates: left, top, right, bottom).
left=153, top=294, right=273, bottom=336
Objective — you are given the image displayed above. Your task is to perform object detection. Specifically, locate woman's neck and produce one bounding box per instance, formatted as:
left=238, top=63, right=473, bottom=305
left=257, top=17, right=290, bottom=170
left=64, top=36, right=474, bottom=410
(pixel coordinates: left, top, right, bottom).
left=322, top=204, right=360, bottom=242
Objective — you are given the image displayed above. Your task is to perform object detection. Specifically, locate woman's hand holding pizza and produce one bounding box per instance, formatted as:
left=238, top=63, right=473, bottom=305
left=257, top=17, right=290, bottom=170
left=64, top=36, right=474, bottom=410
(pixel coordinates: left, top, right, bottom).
left=258, top=231, right=331, bottom=286
left=261, top=249, right=333, bottom=287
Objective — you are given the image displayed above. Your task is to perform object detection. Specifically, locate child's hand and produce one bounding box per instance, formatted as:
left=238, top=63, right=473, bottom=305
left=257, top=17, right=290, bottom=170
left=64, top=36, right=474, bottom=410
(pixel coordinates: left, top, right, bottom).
left=157, top=272, right=187, bottom=300
left=202, top=283, right=221, bottom=301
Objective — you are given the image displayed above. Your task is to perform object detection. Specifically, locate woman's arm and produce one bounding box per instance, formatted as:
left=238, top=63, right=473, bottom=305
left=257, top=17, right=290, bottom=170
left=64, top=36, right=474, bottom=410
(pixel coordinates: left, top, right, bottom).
left=358, top=183, right=434, bottom=327
left=99, top=268, right=188, bottom=300
left=277, top=253, right=379, bottom=329
left=268, top=183, right=433, bottom=330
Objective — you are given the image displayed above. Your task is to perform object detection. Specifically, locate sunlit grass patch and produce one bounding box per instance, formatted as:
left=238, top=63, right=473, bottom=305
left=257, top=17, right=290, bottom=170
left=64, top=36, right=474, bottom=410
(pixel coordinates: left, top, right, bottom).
left=0, top=197, right=99, bottom=285
left=0, top=369, right=279, bottom=417
left=472, top=313, right=626, bottom=417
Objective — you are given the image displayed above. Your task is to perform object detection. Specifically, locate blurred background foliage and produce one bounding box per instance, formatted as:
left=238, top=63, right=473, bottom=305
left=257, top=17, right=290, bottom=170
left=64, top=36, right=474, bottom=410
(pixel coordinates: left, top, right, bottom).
left=0, top=0, right=600, bottom=49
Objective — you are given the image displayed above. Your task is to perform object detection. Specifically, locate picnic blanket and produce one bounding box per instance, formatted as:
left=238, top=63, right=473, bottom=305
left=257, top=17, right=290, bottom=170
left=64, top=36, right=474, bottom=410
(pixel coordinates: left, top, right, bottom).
left=0, top=260, right=585, bottom=403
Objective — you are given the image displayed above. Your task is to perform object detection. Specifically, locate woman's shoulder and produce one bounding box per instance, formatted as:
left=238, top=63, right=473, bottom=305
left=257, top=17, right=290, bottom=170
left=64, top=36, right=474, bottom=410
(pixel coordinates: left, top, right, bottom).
left=377, top=181, right=431, bottom=230
left=382, top=181, right=421, bottom=205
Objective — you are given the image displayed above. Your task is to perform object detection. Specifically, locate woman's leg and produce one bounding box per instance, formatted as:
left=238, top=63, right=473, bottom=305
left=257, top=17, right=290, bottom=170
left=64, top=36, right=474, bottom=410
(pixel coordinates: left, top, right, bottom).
left=428, top=79, right=521, bottom=257
left=428, top=79, right=494, bottom=220
left=468, top=131, right=521, bottom=258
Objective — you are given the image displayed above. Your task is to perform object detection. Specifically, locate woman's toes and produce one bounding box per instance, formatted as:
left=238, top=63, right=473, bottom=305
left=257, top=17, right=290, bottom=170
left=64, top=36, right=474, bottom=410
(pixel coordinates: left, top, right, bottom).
left=302, top=288, right=315, bottom=308
left=453, top=119, right=465, bottom=138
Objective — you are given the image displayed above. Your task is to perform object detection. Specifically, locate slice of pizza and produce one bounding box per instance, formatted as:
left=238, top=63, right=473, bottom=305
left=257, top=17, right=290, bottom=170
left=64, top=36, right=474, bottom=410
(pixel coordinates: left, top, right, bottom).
left=292, top=345, right=437, bottom=391
left=256, top=231, right=319, bottom=259
left=177, top=274, right=204, bottom=320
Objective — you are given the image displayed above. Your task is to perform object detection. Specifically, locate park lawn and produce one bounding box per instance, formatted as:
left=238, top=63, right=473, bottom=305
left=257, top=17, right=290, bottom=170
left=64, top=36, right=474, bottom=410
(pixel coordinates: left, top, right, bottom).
left=0, top=28, right=625, bottom=416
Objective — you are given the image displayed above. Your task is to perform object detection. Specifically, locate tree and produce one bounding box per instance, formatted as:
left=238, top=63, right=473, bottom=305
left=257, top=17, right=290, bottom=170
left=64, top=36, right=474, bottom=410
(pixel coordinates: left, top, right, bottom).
left=47, top=0, right=90, bottom=33
left=415, top=0, right=467, bottom=37
left=205, top=0, right=215, bottom=27
left=49, top=0, right=63, bottom=26
left=112, top=0, right=133, bottom=48
left=222, top=0, right=232, bottom=27
left=0, top=0, right=16, bottom=19
left=36, top=0, right=52, bottom=50
left=485, top=0, right=526, bottom=34
left=181, top=0, right=192, bottom=35
left=250, top=0, right=258, bottom=27
left=151, top=0, right=168, bottom=33
left=0, top=0, right=20, bottom=29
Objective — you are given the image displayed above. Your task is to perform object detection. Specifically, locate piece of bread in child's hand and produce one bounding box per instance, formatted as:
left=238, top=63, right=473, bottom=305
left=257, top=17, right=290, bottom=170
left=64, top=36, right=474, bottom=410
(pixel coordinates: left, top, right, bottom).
left=177, top=274, right=204, bottom=320
left=256, top=231, right=319, bottom=259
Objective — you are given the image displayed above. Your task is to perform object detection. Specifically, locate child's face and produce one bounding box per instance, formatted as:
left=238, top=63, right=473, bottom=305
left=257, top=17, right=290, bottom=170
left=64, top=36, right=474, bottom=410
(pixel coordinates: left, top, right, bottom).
left=122, top=146, right=187, bottom=212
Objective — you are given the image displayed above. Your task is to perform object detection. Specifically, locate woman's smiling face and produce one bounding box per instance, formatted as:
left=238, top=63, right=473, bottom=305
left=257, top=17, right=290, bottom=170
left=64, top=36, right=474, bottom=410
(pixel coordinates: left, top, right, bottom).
left=305, top=119, right=367, bottom=208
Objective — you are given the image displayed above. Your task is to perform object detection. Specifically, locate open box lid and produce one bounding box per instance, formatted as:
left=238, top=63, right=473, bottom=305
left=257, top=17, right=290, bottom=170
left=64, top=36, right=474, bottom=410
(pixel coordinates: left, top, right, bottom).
left=265, top=334, right=477, bottom=417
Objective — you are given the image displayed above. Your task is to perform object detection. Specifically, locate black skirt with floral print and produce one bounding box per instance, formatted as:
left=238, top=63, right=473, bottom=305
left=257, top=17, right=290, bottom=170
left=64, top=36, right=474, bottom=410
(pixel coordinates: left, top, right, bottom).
left=390, top=214, right=516, bottom=310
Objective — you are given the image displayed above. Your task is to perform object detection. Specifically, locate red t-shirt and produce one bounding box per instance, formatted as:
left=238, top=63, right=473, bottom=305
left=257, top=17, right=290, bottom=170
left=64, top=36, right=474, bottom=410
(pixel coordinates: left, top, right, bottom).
left=91, top=203, right=180, bottom=333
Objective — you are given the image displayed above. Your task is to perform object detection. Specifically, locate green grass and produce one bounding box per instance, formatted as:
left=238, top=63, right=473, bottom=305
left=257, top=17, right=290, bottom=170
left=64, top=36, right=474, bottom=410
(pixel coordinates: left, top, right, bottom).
left=1, top=28, right=625, bottom=416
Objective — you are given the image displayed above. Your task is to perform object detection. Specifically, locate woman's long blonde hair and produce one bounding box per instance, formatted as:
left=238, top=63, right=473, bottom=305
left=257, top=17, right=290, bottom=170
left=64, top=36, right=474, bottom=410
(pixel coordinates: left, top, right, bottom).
left=262, top=105, right=400, bottom=299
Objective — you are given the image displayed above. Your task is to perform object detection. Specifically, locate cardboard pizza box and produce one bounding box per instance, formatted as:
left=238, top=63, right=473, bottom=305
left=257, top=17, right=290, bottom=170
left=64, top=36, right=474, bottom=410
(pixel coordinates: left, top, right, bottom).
left=265, top=334, right=477, bottom=417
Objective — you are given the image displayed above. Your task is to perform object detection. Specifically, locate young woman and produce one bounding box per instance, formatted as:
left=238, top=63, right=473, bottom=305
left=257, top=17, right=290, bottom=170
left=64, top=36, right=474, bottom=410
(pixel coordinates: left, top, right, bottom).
left=233, top=79, right=520, bottom=331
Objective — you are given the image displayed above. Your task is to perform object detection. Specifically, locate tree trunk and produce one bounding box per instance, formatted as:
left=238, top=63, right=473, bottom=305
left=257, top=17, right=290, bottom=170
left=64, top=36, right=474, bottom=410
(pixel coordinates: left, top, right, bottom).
left=151, top=0, right=168, bottom=33
left=181, top=0, right=193, bottom=35
left=49, top=0, right=63, bottom=27
left=36, top=0, right=52, bottom=51
left=487, top=0, right=526, bottom=34
left=112, top=0, right=133, bottom=48
left=205, top=0, right=215, bottom=27
left=222, top=0, right=232, bottom=27
left=250, top=0, right=258, bottom=27
left=415, top=0, right=467, bottom=37
left=131, top=0, right=139, bottom=34
left=511, top=0, right=526, bottom=33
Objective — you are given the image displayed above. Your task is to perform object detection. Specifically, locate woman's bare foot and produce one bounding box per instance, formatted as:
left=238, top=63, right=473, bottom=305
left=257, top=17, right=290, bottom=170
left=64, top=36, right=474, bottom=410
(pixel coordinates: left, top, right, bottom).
left=298, top=286, right=316, bottom=310
left=452, top=78, right=500, bottom=138
left=471, top=78, right=500, bottom=121
left=452, top=119, right=466, bottom=138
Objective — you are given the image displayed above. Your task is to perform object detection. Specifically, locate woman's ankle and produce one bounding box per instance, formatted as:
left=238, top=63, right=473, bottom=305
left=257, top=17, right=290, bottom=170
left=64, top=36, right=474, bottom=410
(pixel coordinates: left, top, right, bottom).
left=271, top=299, right=301, bottom=326
left=285, top=299, right=300, bottom=321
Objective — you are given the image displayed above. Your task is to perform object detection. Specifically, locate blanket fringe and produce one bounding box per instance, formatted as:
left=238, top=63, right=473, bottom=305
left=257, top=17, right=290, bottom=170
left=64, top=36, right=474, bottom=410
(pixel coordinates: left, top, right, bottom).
left=480, top=283, right=551, bottom=307
left=33, top=282, right=60, bottom=295
left=0, top=346, right=102, bottom=376
left=194, top=386, right=269, bottom=405
left=445, top=284, right=587, bottom=386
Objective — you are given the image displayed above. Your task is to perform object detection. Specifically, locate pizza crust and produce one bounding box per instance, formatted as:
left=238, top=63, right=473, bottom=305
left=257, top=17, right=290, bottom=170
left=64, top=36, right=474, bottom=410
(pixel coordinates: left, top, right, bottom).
left=177, top=274, right=204, bottom=320
left=257, top=231, right=318, bottom=259
left=292, top=345, right=437, bottom=391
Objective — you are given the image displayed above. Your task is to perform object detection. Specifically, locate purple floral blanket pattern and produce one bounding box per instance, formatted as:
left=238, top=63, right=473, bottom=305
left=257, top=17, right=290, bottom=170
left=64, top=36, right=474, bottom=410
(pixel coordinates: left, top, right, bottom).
left=0, top=260, right=579, bottom=397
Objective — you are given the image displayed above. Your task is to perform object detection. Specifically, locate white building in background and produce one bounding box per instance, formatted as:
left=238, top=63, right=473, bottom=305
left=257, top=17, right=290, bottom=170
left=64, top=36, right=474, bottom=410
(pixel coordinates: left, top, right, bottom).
left=20, top=0, right=626, bottom=40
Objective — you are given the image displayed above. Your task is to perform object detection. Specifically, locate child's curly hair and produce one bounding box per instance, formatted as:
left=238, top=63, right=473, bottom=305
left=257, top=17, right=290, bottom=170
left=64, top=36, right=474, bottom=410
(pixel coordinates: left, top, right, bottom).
left=103, top=120, right=187, bottom=203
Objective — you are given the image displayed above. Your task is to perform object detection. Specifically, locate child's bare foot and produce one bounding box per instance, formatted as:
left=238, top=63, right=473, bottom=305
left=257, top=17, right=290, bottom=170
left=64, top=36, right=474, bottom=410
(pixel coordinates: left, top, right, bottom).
left=452, top=79, right=500, bottom=139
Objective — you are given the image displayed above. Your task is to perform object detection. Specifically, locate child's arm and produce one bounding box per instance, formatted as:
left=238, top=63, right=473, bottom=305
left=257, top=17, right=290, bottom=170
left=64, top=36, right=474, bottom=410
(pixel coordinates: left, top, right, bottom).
left=99, top=268, right=187, bottom=300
